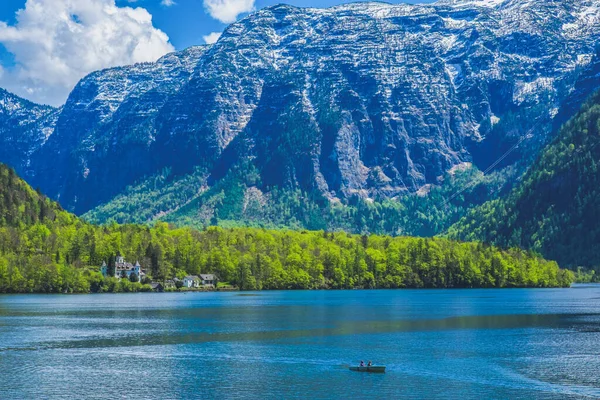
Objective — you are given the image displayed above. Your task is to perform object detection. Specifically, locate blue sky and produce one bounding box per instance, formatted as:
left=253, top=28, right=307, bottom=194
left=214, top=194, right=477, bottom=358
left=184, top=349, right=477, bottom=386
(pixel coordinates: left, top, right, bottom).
left=0, top=0, right=436, bottom=105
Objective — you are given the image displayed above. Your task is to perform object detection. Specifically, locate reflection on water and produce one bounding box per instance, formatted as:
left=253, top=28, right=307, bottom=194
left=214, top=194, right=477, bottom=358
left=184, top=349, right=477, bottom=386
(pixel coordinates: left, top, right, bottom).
left=0, top=288, right=599, bottom=399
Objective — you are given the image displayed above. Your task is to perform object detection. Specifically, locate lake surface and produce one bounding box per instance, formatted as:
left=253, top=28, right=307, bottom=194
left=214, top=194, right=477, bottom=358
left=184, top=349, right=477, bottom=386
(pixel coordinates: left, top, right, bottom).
left=1, top=287, right=600, bottom=399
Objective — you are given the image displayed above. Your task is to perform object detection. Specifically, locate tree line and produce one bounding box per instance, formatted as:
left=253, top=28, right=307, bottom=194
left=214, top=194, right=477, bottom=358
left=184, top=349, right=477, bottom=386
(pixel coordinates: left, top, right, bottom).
left=0, top=163, right=573, bottom=293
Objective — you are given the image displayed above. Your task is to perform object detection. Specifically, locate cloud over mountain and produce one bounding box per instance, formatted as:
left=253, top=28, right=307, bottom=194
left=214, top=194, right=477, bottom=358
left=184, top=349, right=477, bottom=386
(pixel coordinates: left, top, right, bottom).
left=203, top=31, right=221, bottom=44
left=0, top=0, right=174, bottom=106
left=203, top=0, right=255, bottom=23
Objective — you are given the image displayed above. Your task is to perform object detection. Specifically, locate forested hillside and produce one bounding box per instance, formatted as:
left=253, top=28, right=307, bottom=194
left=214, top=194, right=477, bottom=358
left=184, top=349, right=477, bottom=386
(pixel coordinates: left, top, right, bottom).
left=84, top=163, right=517, bottom=238
left=449, top=91, right=600, bottom=268
left=0, top=163, right=572, bottom=293
left=0, top=164, right=69, bottom=227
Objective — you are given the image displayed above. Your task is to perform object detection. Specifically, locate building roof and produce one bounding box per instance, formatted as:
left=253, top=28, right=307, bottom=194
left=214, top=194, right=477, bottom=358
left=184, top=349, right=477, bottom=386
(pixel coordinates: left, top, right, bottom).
left=200, top=274, right=215, bottom=280
left=114, top=258, right=143, bottom=271
left=184, top=275, right=200, bottom=280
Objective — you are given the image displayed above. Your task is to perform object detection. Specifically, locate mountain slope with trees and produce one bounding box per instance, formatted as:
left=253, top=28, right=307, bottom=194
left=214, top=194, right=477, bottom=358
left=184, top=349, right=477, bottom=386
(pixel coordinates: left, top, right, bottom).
left=0, top=163, right=573, bottom=293
left=83, top=162, right=517, bottom=238
left=448, top=91, right=600, bottom=268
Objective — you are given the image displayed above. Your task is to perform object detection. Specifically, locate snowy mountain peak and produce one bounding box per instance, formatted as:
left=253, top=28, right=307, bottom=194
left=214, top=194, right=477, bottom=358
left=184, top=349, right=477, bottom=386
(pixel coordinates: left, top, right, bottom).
left=436, top=0, right=506, bottom=8
left=1, top=0, right=600, bottom=217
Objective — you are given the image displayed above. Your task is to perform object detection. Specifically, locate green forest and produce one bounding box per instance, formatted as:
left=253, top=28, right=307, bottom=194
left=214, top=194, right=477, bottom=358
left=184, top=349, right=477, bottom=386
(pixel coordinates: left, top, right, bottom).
left=0, top=163, right=573, bottom=293
left=449, top=91, right=600, bottom=268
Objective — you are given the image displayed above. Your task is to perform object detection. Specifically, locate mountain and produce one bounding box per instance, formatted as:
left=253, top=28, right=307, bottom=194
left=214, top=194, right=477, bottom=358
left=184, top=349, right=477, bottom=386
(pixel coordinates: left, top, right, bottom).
left=3, top=0, right=600, bottom=229
left=0, top=89, right=57, bottom=179
left=448, top=91, right=600, bottom=268
left=26, top=46, right=207, bottom=212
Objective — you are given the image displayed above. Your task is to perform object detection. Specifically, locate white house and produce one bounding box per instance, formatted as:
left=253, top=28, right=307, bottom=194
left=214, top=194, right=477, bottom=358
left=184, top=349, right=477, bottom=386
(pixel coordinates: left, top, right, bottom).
left=100, top=256, right=146, bottom=282
left=183, top=275, right=200, bottom=288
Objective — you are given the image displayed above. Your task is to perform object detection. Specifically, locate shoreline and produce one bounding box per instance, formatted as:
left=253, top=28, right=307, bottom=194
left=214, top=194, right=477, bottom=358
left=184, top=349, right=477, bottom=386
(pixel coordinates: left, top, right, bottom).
left=0, top=285, right=584, bottom=296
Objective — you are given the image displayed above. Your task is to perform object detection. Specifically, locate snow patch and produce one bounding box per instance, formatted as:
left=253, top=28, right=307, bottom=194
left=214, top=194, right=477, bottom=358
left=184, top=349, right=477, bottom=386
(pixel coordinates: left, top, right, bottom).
left=442, top=17, right=468, bottom=30
left=439, top=0, right=505, bottom=8
left=577, top=3, right=600, bottom=24
left=439, top=34, right=458, bottom=51
left=514, top=77, right=554, bottom=104
left=446, top=64, right=463, bottom=85
left=577, top=54, right=593, bottom=66
left=42, top=127, right=54, bottom=141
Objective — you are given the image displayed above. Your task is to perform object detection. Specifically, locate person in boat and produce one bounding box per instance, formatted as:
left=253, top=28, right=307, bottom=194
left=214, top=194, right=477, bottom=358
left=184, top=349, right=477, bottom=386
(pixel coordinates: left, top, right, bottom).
left=367, top=361, right=372, bottom=367
left=360, top=360, right=365, bottom=367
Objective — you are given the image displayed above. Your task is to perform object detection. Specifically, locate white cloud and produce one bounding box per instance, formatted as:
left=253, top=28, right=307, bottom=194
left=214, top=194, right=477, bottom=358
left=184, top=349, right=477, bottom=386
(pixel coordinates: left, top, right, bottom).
left=203, top=31, right=221, bottom=44
left=0, top=0, right=174, bottom=106
left=161, top=0, right=176, bottom=6
left=203, top=0, right=254, bottom=24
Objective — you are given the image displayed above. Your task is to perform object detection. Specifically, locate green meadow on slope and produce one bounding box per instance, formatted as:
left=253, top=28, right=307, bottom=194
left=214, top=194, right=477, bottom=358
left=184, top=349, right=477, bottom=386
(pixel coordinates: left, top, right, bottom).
left=84, top=161, right=518, bottom=238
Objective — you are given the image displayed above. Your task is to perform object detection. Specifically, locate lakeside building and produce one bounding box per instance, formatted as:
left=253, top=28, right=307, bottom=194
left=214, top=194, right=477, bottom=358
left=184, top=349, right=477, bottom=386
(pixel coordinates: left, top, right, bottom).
left=165, top=280, right=176, bottom=289
left=183, top=276, right=200, bottom=288
left=200, top=274, right=216, bottom=288
left=183, top=275, right=217, bottom=289
left=100, top=256, right=146, bottom=282
left=150, top=282, right=164, bottom=292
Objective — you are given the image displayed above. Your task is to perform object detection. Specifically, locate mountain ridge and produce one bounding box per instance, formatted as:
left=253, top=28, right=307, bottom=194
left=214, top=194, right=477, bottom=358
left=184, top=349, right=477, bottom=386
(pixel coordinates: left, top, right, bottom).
left=1, top=0, right=600, bottom=228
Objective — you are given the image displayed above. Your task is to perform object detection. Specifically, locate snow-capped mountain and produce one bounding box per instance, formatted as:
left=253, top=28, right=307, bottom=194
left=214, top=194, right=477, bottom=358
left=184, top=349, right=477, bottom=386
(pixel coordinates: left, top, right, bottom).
left=2, top=0, right=600, bottom=215
left=0, top=88, right=57, bottom=175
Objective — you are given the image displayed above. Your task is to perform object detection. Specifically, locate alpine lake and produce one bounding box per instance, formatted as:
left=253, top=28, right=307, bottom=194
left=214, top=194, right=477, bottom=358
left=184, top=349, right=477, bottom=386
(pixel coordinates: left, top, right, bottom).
left=1, top=287, right=599, bottom=399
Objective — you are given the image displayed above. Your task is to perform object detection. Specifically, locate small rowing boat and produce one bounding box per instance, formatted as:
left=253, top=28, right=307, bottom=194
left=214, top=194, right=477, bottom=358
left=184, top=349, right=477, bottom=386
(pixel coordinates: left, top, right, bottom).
left=349, top=366, right=386, bottom=373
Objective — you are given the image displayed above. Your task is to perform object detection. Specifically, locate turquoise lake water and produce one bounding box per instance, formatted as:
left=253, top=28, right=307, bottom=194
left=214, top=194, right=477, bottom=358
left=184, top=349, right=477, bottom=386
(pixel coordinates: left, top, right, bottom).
left=1, top=287, right=600, bottom=399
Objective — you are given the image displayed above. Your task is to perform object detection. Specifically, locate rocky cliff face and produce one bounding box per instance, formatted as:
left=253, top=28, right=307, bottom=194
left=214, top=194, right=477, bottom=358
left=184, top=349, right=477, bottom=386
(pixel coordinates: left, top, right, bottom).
left=0, top=89, right=57, bottom=178
left=29, top=46, right=207, bottom=210
left=2, top=0, right=600, bottom=215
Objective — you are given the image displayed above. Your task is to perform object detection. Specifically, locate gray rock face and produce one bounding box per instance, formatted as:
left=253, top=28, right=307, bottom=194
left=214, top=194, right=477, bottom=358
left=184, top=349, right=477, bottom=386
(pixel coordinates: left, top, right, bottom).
left=29, top=46, right=207, bottom=210
left=0, top=89, right=57, bottom=175
left=2, top=0, right=600, bottom=214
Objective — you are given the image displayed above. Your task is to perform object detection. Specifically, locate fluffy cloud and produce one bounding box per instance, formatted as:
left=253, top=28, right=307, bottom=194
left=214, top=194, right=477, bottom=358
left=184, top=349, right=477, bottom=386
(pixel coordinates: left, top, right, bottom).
left=0, top=0, right=174, bottom=106
left=161, top=0, right=176, bottom=6
left=203, top=0, right=254, bottom=24
left=203, top=31, right=221, bottom=44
